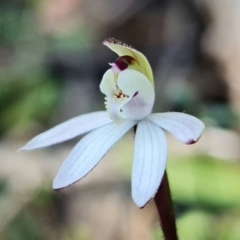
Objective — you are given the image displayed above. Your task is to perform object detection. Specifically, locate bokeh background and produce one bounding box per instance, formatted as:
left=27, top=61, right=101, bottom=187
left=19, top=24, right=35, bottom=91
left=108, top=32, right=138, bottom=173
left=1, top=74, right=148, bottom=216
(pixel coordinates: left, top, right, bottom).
left=1, top=0, right=240, bottom=239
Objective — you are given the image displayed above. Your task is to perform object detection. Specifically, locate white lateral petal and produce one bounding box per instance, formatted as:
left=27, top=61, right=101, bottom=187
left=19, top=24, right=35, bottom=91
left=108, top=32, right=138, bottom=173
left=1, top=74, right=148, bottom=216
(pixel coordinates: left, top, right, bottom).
left=132, top=119, right=167, bottom=208
left=148, top=112, right=205, bottom=144
left=20, top=111, right=112, bottom=151
left=118, top=69, right=155, bottom=120
left=53, top=119, right=136, bottom=189
left=99, top=69, right=116, bottom=96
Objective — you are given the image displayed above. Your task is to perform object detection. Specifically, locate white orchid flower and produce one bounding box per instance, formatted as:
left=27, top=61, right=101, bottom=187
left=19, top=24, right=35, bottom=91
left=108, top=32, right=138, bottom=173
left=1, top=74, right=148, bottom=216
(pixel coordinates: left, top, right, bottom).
left=20, top=38, right=204, bottom=208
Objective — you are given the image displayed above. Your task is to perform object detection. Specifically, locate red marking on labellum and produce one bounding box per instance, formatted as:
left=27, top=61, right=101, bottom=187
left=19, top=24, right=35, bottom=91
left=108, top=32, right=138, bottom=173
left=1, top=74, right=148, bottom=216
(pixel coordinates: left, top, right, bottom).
left=133, top=91, right=139, bottom=97
left=115, top=60, right=128, bottom=71
left=114, top=55, right=136, bottom=71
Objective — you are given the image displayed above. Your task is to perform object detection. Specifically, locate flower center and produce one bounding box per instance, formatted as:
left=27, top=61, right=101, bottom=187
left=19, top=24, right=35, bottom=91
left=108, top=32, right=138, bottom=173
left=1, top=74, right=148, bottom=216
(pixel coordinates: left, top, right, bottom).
left=104, top=87, right=129, bottom=110
left=113, top=87, right=129, bottom=99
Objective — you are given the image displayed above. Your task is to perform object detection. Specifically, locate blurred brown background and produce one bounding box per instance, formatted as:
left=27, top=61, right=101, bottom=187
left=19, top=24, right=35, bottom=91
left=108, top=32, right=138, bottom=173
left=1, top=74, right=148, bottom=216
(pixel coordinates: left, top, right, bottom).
left=1, top=0, right=240, bottom=239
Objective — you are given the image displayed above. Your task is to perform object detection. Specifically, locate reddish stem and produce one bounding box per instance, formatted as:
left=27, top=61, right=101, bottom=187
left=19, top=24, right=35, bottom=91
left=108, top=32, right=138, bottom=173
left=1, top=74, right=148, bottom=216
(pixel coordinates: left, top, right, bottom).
left=154, top=171, right=178, bottom=240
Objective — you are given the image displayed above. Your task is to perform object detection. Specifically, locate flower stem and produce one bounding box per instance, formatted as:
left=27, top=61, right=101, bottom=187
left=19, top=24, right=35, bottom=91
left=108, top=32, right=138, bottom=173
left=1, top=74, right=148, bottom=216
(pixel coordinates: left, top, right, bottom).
left=154, top=171, right=178, bottom=240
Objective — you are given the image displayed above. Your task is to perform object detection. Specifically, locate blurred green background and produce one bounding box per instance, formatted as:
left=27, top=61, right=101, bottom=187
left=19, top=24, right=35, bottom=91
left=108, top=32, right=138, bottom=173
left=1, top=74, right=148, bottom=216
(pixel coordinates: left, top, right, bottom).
left=1, top=0, right=240, bottom=239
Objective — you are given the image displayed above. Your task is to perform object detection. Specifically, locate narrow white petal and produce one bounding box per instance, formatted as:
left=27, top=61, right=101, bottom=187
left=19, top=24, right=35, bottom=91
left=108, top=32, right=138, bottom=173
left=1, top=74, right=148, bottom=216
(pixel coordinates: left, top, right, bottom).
left=118, top=69, right=155, bottom=120
left=132, top=119, right=167, bottom=208
left=53, top=119, right=136, bottom=189
left=148, top=112, right=205, bottom=144
left=20, top=111, right=112, bottom=151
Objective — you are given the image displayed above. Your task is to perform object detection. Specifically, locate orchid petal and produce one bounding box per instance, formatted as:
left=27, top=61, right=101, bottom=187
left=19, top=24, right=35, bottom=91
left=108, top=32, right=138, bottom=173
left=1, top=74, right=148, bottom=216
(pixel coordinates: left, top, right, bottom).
left=100, top=69, right=125, bottom=123
left=103, top=38, right=154, bottom=84
left=19, top=111, right=112, bottom=151
left=53, top=119, right=136, bottom=189
left=118, top=69, right=155, bottom=120
left=148, top=112, right=205, bottom=144
left=132, top=119, right=167, bottom=208
left=99, top=69, right=116, bottom=96
left=106, top=97, right=129, bottom=124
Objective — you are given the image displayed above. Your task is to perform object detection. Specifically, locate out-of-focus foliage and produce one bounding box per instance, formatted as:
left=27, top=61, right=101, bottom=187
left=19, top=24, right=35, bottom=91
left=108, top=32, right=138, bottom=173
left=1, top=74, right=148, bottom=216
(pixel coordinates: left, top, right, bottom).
left=0, top=3, right=61, bottom=136
left=0, top=78, right=60, bottom=135
left=169, top=156, right=240, bottom=208
left=3, top=188, right=64, bottom=240
left=0, top=1, right=93, bottom=136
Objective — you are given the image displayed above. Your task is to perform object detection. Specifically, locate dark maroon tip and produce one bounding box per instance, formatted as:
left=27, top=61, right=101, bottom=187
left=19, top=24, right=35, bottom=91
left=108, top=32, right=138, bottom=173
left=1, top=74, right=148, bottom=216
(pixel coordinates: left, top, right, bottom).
left=186, top=139, right=196, bottom=144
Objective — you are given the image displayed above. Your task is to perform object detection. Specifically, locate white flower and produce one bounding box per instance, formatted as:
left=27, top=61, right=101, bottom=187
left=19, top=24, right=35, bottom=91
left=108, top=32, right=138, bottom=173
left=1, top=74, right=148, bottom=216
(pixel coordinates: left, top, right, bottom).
left=20, top=38, right=204, bottom=208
